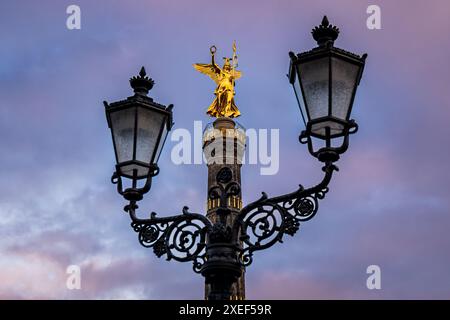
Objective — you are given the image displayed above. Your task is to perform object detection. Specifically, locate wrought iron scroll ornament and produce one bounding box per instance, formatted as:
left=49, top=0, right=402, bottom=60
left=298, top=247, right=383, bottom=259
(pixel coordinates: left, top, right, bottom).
left=233, top=162, right=338, bottom=266
left=233, top=162, right=337, bottom=266
left=119, top=161, right=337, bottom=270
left=125, top=202, right=212, bottom=273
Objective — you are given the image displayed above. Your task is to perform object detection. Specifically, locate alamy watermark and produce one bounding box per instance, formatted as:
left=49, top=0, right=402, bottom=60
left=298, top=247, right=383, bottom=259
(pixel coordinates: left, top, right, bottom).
left=66, top=5, right=81, bottom=30
left=366, top=265, right=381, bottom=290
left=170, top=121, right=279, bottom=175
left=66, top=265, right=81, bottom=290
left=366, top=5, right=381, bottom=30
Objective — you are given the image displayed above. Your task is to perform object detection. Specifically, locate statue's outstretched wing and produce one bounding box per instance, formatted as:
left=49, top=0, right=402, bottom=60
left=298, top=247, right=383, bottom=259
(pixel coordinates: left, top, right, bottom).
left=193, top=63, right=220, bottom=84
left=232, top=69, right=242, bottom=80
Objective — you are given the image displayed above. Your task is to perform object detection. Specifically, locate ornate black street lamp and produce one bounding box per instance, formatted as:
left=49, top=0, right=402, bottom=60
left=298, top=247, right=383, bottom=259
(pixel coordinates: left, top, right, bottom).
left=103, top=16, right=367, bottom=300
left=289, top=16, right=367, bottom=163
left=104, top=67, right=173, bottom=201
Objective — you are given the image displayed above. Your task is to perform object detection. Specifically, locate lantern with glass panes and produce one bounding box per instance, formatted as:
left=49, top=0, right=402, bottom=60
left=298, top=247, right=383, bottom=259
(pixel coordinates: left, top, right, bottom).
left=104, top=67, right=173, bottom=201
left=289, top=16, right=367, bottom=163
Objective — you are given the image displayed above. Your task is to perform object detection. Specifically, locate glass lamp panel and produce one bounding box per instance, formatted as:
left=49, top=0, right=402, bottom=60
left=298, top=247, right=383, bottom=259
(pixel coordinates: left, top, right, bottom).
left=297, top=57, right=329, bottom=121
left=331, top=57, right=360, bottom=120
left=154, top=122, right=168, bottom=163
left=136, top=107, right=165, bottom=164
left=120, top=163, right=149, bottom=179
left=311, top=120, right=345, bottom=138
left=110, top=108, right=136, bottom=164
left=292, top=77, right=308, bottom=126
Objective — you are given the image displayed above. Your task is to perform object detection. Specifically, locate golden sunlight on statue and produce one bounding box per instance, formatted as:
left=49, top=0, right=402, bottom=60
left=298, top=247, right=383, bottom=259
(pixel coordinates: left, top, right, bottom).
left=193, top=42, right=242, bottom=118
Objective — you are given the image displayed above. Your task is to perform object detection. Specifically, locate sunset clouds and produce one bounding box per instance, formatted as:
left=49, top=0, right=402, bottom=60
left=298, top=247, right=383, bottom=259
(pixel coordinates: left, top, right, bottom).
left=0, top=0, right=449, bottom=299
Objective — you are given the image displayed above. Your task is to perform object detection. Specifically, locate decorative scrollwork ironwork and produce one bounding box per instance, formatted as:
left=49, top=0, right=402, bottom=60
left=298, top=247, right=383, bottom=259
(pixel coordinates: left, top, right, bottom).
left=119, top=162, right=337, bottom=274
left=127, top=204, right=212, bottom=273
left=234, top=163, right=337, bottom=267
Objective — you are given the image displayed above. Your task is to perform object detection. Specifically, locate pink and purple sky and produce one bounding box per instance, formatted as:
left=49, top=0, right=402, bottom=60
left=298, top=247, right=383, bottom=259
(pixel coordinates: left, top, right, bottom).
left=0, top=0, right=450, bottom=299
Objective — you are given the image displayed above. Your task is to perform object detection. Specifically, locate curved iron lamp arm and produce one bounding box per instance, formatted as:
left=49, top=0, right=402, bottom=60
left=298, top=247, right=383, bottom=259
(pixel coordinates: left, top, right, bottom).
left=233, top=161, right=338, bottom=266
left=125, top=202, right=213, bottom=273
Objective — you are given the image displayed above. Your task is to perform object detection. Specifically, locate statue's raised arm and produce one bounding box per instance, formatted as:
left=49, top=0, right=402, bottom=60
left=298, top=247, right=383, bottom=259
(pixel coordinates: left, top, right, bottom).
left=193, top=46, right=221, bottom=85
left=210, top=45, right=221, bottom=74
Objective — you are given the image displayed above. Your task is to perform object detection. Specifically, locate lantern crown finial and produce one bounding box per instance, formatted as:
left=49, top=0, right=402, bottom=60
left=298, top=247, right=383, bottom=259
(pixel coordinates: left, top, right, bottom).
left=130, top=66, right=155, bottom=96
left=312, top=16, right=340, bottom=47
left=139, top=66, right=146, bottom=78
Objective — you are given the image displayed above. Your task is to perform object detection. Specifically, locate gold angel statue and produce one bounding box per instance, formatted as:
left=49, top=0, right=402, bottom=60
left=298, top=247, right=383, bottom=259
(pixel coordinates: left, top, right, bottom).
left=193, top=42, right=242, bottom=118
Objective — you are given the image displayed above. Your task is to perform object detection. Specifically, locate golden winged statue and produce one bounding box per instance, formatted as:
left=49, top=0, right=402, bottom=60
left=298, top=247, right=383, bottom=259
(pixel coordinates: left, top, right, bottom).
left=193, top=43, right=242, bottom=118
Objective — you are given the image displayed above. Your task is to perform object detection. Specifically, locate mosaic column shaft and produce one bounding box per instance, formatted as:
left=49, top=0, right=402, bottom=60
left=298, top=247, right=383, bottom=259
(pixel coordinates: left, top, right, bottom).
left=203, top=117, right=246, bottom=300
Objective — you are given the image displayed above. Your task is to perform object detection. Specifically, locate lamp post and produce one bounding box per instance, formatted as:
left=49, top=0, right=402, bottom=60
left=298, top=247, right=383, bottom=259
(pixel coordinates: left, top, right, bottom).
left=103, top=16, right=367, bottom=300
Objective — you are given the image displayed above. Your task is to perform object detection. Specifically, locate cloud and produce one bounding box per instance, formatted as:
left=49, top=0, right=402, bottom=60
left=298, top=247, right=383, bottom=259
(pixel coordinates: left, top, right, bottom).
left=1, top=0, right=450, bottom=299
